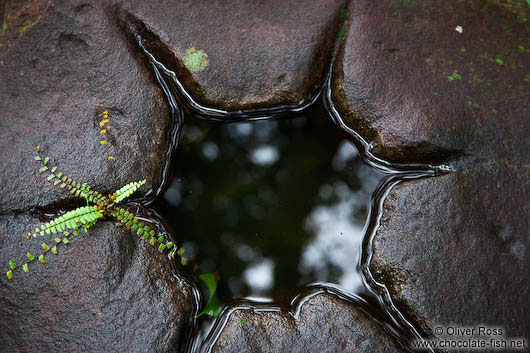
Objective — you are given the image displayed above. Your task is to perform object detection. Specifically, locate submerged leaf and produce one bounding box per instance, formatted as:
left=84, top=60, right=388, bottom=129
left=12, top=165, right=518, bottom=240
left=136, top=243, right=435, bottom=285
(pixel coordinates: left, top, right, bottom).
left=199, top=272, right=219, bottom=301
left=196, top=271, right=221, bottom=318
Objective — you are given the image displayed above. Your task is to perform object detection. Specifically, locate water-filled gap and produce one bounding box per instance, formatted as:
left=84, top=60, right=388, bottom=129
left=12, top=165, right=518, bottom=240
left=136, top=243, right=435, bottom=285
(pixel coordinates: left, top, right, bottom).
left=158, top=109, right=383, bottom=302
left=129, top=31, right=442, bottom=353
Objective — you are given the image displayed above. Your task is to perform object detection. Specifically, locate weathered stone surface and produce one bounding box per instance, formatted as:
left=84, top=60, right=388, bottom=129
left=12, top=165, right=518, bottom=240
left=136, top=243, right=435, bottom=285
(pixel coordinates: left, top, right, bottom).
left=333, top=0, right=530, bottom=163
left=0, top=214, right=193, bottom=352
left=330, top=0, right=530, bottom=347
left=0, top=0, right=171, bottom=212
left=0, top=1, right=194, bottom=351
left=211, top=293, right=403, bottom=353
left=119, top=0, right=350, bottom=110
left=371, top=167, right=530, bottom=342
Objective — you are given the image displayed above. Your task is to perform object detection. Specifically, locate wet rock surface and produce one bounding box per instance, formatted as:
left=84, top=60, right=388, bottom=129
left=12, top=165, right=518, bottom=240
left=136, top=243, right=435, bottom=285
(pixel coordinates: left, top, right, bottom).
left=5, top=0, right=528, bottom=351
left=211, top=293, right=402, bottom=353
left=371, top=168, right=530, bottom=342
left=333, top=0, right=529, bottom=163
left=119, top=0, right=350, bottom=110
left=0, top=0, right=171, bottom=212
left=332, top=0, right=530, bottom=346
left=0, top=215, right=193, bottom=353
left=0, top=1, right=192, bottom=351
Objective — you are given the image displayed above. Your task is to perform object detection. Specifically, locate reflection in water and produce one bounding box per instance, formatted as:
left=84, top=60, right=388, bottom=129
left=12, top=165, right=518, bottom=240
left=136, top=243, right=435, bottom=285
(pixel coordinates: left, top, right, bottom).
left=159, top=114, right=385, bottom=303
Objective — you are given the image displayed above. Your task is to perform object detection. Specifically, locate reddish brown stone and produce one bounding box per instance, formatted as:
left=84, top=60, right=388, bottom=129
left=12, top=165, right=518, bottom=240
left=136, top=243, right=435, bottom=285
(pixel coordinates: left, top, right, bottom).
left=211, top=294, right=402, bottom=353
left=0, top=0, right=171, bottom=212
left=333, top=0, right=530, bottom=345
left=371, top=166, right=530, bottom=343
left=0, top=215, right=193, bottom=352
left=120, top=0, right=350, bottom=110
left=333, top=0, right=529, bottom=163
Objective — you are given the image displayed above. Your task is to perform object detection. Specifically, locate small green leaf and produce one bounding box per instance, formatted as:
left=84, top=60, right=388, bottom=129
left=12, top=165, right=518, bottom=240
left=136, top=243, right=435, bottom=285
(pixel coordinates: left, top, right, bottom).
left=166, top=242, right=174, bottom=249
left=42, top=242, right=50, bottom=252
left=35, top=145, right=40, bottom=153
left=22, top=263, right=29, bottom=273
left=150, top=237, right=156, bottom=246
left=39, top=255, right=45, bottom=264
left=157, top=235, right=165, bottom=243
left=51, top=166, right=58, bottom=173
left=62, top=238, right=70, bottom=245
left=43, top=156, right=49, bottom=165
left=196, top=271, right=221, bottom=318
left=34, top=156, right=42, bottom=161
left=158, top=243, right=166, bottom=252
left=9, top=260, right=16, bottom=270
left=54, top=237, right=61, bottom=243
left=199, top=272, right=219, bottom=299
left=7, top=270, right=13, bottom=280
left=27, top=252, right=35, bottom=261
left=39, top=166, right=48, bottom=173
left=51, top=246, right=58, bottom=255
left=177, top=248, right=185, bottom=256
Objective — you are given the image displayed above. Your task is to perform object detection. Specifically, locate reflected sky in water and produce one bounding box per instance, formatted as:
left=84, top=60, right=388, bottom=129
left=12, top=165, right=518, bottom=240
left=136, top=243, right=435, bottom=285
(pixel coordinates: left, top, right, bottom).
left=160, top=114, right=385, bottom=303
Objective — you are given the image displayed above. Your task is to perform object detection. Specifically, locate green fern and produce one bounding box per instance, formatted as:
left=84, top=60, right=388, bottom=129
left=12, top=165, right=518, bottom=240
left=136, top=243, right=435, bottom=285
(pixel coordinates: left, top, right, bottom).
left=3, top=146, right=197, bottom=279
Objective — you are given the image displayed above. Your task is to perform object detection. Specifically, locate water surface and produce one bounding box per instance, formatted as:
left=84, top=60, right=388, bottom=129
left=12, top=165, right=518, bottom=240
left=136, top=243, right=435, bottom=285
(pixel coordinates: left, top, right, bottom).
left=158, top=113, right=385, bottom=304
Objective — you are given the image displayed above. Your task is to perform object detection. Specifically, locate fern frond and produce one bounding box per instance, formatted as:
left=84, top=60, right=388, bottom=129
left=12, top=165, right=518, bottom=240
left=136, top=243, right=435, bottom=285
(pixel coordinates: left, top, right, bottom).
left=110, top=179, right=146, bottom=204
left=23, top=205, right=104, bottom=238
left=34, top=147, right=106, bottom=206
left=4, top=230, right=77, bottom=280
left=110, top=207, right=177, bottom=254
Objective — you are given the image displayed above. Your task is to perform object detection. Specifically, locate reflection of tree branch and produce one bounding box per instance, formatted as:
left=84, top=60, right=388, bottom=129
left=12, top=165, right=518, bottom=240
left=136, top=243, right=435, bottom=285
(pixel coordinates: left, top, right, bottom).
left=0, top=0, right=50, bottom=60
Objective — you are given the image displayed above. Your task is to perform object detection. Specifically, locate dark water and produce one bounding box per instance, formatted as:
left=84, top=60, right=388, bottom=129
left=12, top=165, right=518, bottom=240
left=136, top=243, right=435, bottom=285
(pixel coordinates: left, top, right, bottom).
left=129, top=31, right=441, bottom=352
left=158, top=113, right=385, bottom=304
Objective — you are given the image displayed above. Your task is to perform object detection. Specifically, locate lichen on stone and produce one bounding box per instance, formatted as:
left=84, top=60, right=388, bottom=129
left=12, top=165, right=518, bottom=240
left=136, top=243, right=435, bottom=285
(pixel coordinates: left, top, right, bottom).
left=183, top=47, right=209, bottom=72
